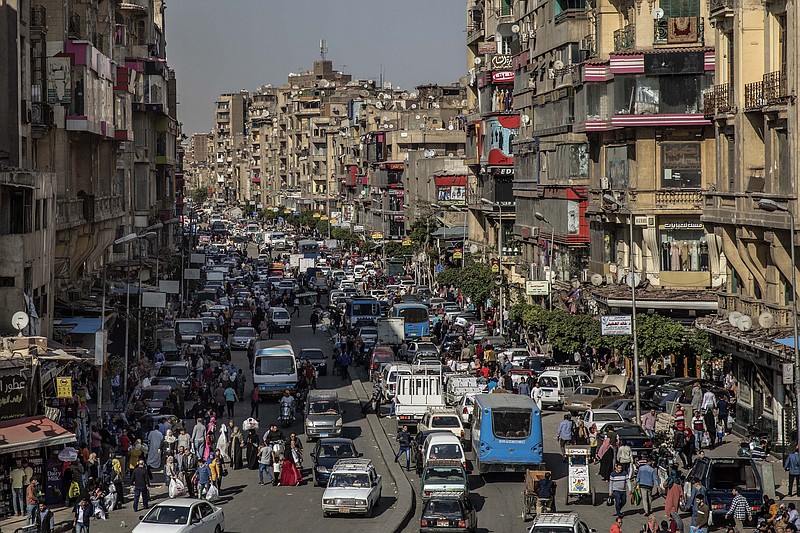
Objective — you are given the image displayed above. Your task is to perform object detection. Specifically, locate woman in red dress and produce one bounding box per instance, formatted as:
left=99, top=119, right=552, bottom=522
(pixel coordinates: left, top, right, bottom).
left=279, top=453, right=302, bottom=486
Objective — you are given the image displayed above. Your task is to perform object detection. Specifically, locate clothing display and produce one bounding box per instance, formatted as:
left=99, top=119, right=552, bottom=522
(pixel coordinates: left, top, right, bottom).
left=660, top=230, right=709, bottom=272
left=671, top=242, right=681, bottom=271
left=680, top=241, right=690, bottom=271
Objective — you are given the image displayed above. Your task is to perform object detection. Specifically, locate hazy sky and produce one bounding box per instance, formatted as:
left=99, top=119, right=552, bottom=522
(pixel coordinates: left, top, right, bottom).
left=166, top=1, right=467, bottom=135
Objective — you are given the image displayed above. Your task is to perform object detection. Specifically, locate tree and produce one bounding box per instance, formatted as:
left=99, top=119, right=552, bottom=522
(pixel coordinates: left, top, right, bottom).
left=436, top=266, right=462, bottom=287
left=331, top=228, right=361, bottom=251
left=191, top=187, right=208, bottom=204
left=409, top=216, right=438, bottom=248
left=458, top=261, right=496, bottom=310
left=636, top=313, right=686, bottom=373
left=384, top=241, right=413, bottom=258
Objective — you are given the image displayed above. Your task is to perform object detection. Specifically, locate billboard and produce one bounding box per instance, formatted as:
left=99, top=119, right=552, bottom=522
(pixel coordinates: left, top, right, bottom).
left=601, top=315, right=632, bottom=335
left=481, top=115, right=519, bottom=166
left=435, top=175, right=467, bottom=206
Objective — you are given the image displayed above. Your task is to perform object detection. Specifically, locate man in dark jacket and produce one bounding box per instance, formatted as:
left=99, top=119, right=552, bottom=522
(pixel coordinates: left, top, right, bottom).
left=73, top=497, right=93, bottom=533
left=34, top=501, right=54, bottom=533
left=131, top=458, right=150, bottom=512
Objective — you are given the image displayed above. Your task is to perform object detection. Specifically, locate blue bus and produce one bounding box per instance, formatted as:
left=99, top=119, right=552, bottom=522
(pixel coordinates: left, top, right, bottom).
left=392, top=303, right=430, bottom=338
left=471, top=394, right=543, bottom=474
left=345, top=298, right=382, bottom=330
left=298, top=239, right=320, bottom=257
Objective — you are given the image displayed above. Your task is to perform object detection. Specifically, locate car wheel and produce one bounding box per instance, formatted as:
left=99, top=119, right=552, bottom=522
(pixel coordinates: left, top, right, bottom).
left=365, top=502, right=374, bottom=518
left=323, top=511, right=330, bottom=518
left=214, top=526, right=222, bottom=533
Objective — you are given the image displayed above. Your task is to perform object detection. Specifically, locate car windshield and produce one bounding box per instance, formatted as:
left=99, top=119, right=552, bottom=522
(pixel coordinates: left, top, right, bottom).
left=538, top=376, right=558, bottom=388
left=532, top=527, right=576, bottom=533
left=615, top=426, right=647, bottom=437
left=577, top=386, right=601, bottom=396
left=142, top=505, right=190, bottom=525
left=374, top=353, right=393, bottom=363
left=352, top=303, right=380, bottom=316
left=431, top=416, right=461, bottom=428
left=309, top=400, right=339, bottom=415
left=329, top=473, right=370, bottom=487
left=235, top=328, right=256, bottom=337
left=302, top=350, right=325, bottom=361
left=318, top=444, right=356, bottom=458
left=273, top=311, right=289, bottom=320
left=492, top=411, right=532, bottom=439
left=177, top=322, right=202, bottom=334
left=141, top=390, right=170, bottom=401
left=424, top=467, right=465, bottom=483
left=204, top=335, right=223, bottom=343
left=416, top=343, right=437, bottom=352
left=423, top=500, right=462, bottom=518
left=360, top=329, right=378, bottom=336
left=254, top=356, right=295, bottom=375
left=639, top=376, right=662, bottom=388
left=594, top=413, right=623, bottom=421
left=428, top=444, right=461, bottom=459
left=159, top=366, right=188, bottom=378
left=233, top=311, right=250, bottom=319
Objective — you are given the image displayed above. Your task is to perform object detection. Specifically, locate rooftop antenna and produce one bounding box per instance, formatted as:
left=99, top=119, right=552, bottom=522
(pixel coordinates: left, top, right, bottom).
left=320, top=39, right=327, bottom=60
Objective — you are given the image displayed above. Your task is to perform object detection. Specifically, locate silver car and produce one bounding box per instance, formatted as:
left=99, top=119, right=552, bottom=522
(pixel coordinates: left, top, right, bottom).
left=230, top=326, right=257, bottom=350
left=133, top=499, right=225, bottom=533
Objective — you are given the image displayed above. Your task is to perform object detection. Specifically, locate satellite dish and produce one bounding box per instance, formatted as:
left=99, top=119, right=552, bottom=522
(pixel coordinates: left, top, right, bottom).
left=652, top=7, right=665, bottom=19
left=553, top=60, right=565, bottom=70
left=320, top=79, right=330, bottom=88
left=375, top=101, right=383, bottom=109
left=759, top=311, right=775, bottom=329
left=738, top=315, right=753, bottom=332
left=728, top=311, right=743, bottom=327
left=11, top=311, right=29, bottom=336
left=401, top=92, right=409, bottom=99
left=511, top=23, right=521, bottom=33
left=474, top=57, right=482, bottom=66
left=469, top=244, right=479, bottom=254
left=409, top=92, right=418, bottom=99
left=591, top=273, right=604, bottom=286
left=520, top=115, right=531, bottom=124
left=383, top=93, right=392, bottom=100
left=625, top=272, right=641, bottom=289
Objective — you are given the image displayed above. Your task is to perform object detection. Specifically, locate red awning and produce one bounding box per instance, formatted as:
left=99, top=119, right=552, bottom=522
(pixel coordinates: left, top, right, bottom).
left=435, top=175, right=467, bottom=187
left=0, top=416, right=75, bottom=454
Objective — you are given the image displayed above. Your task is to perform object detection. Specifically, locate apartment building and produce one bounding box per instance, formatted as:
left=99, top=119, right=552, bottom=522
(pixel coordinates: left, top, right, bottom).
left=697, top=0, right=799, bottom=443
left=212, top=91, right=249, bottom=204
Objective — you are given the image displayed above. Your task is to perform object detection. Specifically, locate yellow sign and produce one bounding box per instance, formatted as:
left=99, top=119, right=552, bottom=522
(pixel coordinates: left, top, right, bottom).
left=320, top=215, right=329, bottom=221
left=56, top=377, right=73, bottom=398
left=330, top=218, right=339, bottom=224
left=313, top=212, right=321, bottom=218
left=453, top=248, right=463, bottom=259
left=402, top=238, right=412, bottom=247
left=491, top=258, right=500, bottom=273
left=371, top=232, right=384, bottom=240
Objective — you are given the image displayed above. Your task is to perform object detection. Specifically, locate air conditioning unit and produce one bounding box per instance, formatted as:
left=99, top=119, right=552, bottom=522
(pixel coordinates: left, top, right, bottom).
left=548, top=69, right=555, bottom=79
left=528, top=78, right=536, bottom=88
left=600, top=177, right=610, bottom=189
left=521, top=33, right=529, bottom=43
left=580, top=37, right=592, bottom=51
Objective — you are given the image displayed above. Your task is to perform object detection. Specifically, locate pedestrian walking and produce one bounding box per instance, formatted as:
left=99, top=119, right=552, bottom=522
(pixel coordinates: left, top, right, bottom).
left=636, top=457, right=656, bottom=516
left=224, top=384, right=238, bottom=418
left=785, top=447, right=800, bottom=496
left=394, top=425, right=411, bottom=470
left=557, top=414, right=574, bottom=460
left=257, top=441, right=274, bottom=485
left=196, top=458, right=211, bottom=498
left=250, top=387, right=260, bottom=418
left=610, top=514, right=623, bottom=533
left=726, top=487, right=752, bottom=532
left=695, top=495, right=710, bottom=533
left=131, top=458, right=150, bottom=512
left=34, top=501, right=54, bottom=533
left=608, top=463, right=631, bottom=517
left=72, top=497, right=92, bottom=533
left=310, top=310, right=319, bottom=334
left=292, top=297, right=301, bottom=317
left=191, top=418, right=206, bottom=457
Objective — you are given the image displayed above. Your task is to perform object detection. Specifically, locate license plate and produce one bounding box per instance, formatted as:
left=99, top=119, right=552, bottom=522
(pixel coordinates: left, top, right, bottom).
left=339, top=507, right=350, bottom=513
left=437, top=520, right=449, bottom=527
left=319, top=433, right=328, bottom=437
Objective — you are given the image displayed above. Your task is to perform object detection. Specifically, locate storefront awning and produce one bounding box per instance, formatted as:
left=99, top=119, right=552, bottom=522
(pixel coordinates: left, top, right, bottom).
left=0, top=416, right=75, bottom=455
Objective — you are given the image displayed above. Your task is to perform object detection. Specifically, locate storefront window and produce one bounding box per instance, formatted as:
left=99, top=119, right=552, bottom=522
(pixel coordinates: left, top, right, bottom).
left=661, top=142, right=701, bottom=188
left=659, top=223, right=708, bottom=271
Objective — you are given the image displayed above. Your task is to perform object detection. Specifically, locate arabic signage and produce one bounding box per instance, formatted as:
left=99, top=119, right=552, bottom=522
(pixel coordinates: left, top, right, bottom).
left=478, top=41, right=497, bottom=54
left=492, top=71, right=514, bottom=83
left=526, top=280, right=550, bottom=296
left=371, top=231, right=384, bottom=240
left=56, top=377, right=73, bottom=398
left=453, top=248, right=463, bottom=259
left=490, top=54, right=513, bottom=70
left=601, top=315, right=633, bottom=336
left=0, top=374, right=28, bottom=420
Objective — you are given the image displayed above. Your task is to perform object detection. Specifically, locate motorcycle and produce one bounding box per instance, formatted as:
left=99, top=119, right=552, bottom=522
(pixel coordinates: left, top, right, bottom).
left=279, top=402, right=293, bottom=428
left=738, top=416, right=771, bottom=457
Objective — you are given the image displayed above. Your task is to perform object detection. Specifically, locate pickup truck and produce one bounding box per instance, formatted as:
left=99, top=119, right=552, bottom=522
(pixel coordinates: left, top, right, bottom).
left=377, top=317, right=405, bottom=347
left=689, top=456, right=765, bottom=524
left=395, top=374, right=445, bottom=432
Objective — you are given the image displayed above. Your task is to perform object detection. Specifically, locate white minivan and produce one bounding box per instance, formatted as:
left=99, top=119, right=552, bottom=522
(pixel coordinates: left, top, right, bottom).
left=380, top=363, right=412, bottom=402
left=268, top=307, right=292, bottom=333
left=536, top=368, right=591, bottom=409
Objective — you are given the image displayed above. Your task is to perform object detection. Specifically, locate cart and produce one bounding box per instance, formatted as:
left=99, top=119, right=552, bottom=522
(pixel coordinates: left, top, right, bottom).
left=564, top=445, right=596, bottom=506
left=523, top=469, right=556, bottom=521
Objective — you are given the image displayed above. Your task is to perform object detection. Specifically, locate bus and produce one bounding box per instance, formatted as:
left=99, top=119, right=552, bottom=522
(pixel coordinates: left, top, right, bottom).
left=471, top=394, right=543, bottom=474
left=345, top=298, right=382, bottom=330
left=298, top=239, right=320, bottom=256
left=392, top=303, right=430, bottom=338
left=252, top=340, right=298, bottom=398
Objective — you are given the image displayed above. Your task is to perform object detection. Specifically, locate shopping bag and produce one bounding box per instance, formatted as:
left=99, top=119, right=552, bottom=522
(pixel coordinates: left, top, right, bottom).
left=69, top=481, right=80, bottom=499
left=632, top=486, right=642, bottom=506
left=169, top=478, right=186, bottom=498
left=205, top=484, right=219, bottom=502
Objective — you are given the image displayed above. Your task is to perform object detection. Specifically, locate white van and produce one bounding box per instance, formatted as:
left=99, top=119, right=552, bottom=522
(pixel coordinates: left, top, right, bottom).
left=268, top=307, right=292, bottom=333
left=421, top=433, right=466, bottom=471
left=444, top=374, right=483, bottom=406
left=252, top=340, right=297, bottom=398
left=380, top=363, right=412, bottom=402
left=174, top=319, right=204, bottom=343
left=536, top=368, right=591, bottom=408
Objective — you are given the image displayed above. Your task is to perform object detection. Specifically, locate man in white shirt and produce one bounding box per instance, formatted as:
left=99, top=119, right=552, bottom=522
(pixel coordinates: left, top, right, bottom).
left=531, top=382, right=544, bottom=411
left=701, top=389, right=716, bottom=411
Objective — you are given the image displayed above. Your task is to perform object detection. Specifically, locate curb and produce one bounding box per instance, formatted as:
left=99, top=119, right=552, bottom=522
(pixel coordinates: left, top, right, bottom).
left=348, top=367, right=415, bottom=533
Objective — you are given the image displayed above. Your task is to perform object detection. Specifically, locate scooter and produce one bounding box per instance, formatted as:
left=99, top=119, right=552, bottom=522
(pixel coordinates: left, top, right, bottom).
left=279, top=402, right=293, bottom=428
left=738, top=416, right=771, bottom=457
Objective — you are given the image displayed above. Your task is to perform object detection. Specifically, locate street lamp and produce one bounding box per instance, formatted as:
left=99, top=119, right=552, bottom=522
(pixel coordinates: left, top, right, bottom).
left=535, top=212, right=555, bottom=310
left=757, top=198, right=800, bottom=446
left=602, top=194, right=641, bottom=425
left=481, top=198, right=504, bottom=335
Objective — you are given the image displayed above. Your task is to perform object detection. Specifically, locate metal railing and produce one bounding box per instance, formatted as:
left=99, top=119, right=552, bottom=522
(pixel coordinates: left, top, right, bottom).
left=68, top=11, right=81, bottom=39
left=613, top=23, right=635, bottom=51
left=744, top=81, right=765, bottom=110
left=704, top=84, right=734, bottom=117
left=710, top=0, right=734, bottom=13
left=30, top=5, right=46, bottom=28
left=763, top=70, right=788, bottom=105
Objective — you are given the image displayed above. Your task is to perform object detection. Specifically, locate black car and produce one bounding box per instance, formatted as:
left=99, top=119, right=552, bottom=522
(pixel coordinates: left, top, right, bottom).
left=420, top=495, right=477, bottom=533
left=309, top=438, right=361, bottom=486
left=413, top=430, right=453, bottom=475
left=602, top=422, right=653, bottom=457
left=689, top=456, right=763, bottom=524
left=299, top=348, right=328, bottom=376
left=638, top=375, right=671, bottom=399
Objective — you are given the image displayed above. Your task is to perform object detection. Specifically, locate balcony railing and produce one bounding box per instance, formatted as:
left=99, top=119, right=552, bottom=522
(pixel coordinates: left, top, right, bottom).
left=709, top=0, right=734, bottom=14
left=30, top=5, right=47, bottom=29
left=744, top=81, right=766, bottom=110
left=763, top=70, right=788, bottom=105
left=703, top=84, right=734, bottom=118
left=613, top=24, right=635, bottom=51
left=68, top=11, right=81, bottom=39
left=654, top=17, right=704, bottom=45
left=655, top=190, right=704, bottom=206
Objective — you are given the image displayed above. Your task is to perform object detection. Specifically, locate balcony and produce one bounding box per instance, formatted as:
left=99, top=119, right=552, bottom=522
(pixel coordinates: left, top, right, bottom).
left=68, top=11, right=81, bottom=39
left=763, top=70, right=788, bottom=105
left=744, top=81, right=766, bottom=111
left=654, top=17, right=704, bottom=45
left=654, top=190, right=703, bottom=208
left=466, top=22, right=484, bottom=45
left=703, top=84, right=734, bottom=118
left=582, top=34, right=597, bottom=58
left=709, top=0, right=735, bottom=16
left=30, top=5, right=47, bottom=32
left=614, top=24, right=635, bottom=51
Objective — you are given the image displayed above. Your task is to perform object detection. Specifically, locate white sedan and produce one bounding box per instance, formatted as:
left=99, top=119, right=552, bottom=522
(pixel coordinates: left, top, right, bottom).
left=133, top=499, right=225, bottom=533
left=580, top=408, right=626, bottom=432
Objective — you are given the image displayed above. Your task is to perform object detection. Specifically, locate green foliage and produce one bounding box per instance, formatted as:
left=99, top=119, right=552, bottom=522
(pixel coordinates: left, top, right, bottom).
left=331, top=228, right=361, bottom=251
left=636, top=313, right=686, bottom=371
left=409, top=216, right=438, bottom=247
left=384, top=241, right=413, bottom=257
left=436, top=266, right=462, bottom=287
left=458, top=261, right=496, bottom=307
left=190, top=187, right=208, bottom=204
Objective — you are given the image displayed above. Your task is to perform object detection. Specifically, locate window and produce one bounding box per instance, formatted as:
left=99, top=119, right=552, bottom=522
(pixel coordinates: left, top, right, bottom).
left=492, top=410, right=532, bottom=439
left=661, top=0, right=700, bottom=17
left=606, top=145, right=629, bottom=189
left=775, top=129, right=789, bottom=192
left=254, top=356, right=294, bottom=375
left=661, top=142, right=701, bottom=188
left=500, top=0, right=513, bottom=16
left=660, top=227, right=708, bottom=272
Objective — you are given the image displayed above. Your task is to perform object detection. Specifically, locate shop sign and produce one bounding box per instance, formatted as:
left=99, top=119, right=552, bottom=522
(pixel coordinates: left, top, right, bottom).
left=490, top=54, right=513, bottom=70
left=386, top=163, right=405, bottom=171
left=0, top=374, right=27, bottom=420
left=663, top=221, right=703, bottom=230
left=601, top=315, right=632, bottom=336
left=402, top=238, right=412, bottom=247
left=478, top=41, right=497, bottom=54
left=453, top=248, right=463, bottom=259
left=783, top=363, right=794, bottom=385
left=634, top=215, right=650, bottom=227
left=526, top=280, right=550, bottom=296
left=491, top=258, right=500, bottom=273
left=45, top=458, right=64, bottom=505
left=313, top=212, right=321, bottom=218
left=56, top=377, right=73, bottom=398
left=371, top=231, right=384, bottom=240
left=492, top=70, right=514, bottom=83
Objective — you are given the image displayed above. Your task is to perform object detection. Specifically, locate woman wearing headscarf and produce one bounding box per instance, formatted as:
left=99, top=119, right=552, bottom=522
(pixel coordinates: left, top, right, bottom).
left=230, top=427, right=244, bottom=470
left=216, top=425, right=229, bottom=463
left=127, top=440, right=143, bottom=479
left=164, top=456, right=178, bottom=495
left=111, top=455, right=125, bottom=509
left=588, top=423, right=600, bottom=462
left=245, top=428, right=259, bottom=470
left=288, top=434, right=303, bottom=471
left=210, top=449, right=223, bottom=490
left=162, top=429, right=178, bottom=466
left=665, top=474, right=684, bottom=517
left=279, top=451, right=302, bottom=486
left=597, top=436, right=615, bottom=481
left=203, top=433, right=214, bottom=462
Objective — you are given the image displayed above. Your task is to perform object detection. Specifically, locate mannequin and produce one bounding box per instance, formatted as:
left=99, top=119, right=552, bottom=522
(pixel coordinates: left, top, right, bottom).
left=671, top=241, right=681, bottom=271
left=699, top=238, right=709, bottom=271
left=690, top=241, right=699, bottom=271
left=499, top=89, right=506, bottom=111
left=504, top=88, right=512, bottom=111
left=680, top=240, right=690, bottom=271
left=661, top=241, right=671, bottom=271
